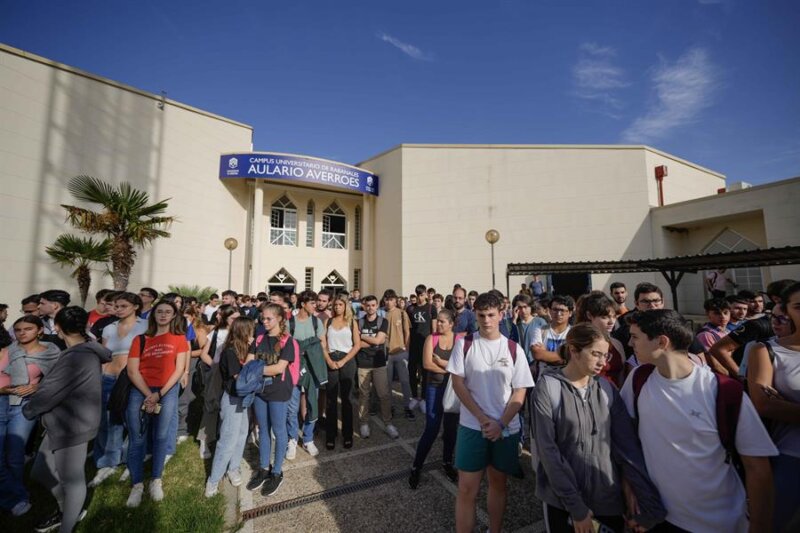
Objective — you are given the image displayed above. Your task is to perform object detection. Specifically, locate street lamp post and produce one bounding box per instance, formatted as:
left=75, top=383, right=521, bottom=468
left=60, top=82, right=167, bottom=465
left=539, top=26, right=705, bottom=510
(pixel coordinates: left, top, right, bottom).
left=224, top=237, right=238, bottom=290
left=485, top=229, right=500, bottom=290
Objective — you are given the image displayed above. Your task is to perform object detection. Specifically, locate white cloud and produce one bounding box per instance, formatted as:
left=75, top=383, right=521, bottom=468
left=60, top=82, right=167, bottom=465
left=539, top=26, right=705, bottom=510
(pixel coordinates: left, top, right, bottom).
left=377, top=32, right=433, bottom=61
left=621, top=48, right=718, bottom=143
left=572, top=42, right=629, bottom=116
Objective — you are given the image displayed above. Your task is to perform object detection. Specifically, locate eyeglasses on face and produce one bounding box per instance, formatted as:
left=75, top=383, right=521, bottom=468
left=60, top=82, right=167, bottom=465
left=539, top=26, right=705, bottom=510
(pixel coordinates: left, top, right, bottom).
left=550, top=307, right=570, bottom=314
left=638, top=298, right=663, bottom=305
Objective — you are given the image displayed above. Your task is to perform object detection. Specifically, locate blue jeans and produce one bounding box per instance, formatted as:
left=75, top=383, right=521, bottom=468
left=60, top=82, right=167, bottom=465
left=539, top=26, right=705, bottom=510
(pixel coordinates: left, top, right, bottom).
left=412, top=383, right=459, bottom=470
left=94, top=374, right=125, bottom=468
left=209, top=392, right=249, bottom=484
left=0, top=396, right=37, bottom=509
left=287, top=386, right=315, bottom=445
left=126, top=385, right=179, bottom=485
left=253, top=396, right=288, bottom=474
left=773, top=453, right=800, bottom=532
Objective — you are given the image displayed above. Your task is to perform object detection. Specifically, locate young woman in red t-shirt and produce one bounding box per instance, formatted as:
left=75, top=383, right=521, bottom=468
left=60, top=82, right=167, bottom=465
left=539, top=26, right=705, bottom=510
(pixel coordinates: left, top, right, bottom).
left=124, top=300, right=188, bottom=508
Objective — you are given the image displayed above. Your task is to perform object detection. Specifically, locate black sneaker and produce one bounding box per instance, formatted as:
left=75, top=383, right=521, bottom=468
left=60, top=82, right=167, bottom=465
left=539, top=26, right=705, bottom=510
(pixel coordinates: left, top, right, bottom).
left=34, top=510, right=62, bottom=533
left=246, top=468, right=270, bottom=491
left=408, top=468, right=420, bottom=489
left=262, top=472, right=284, bottom=496
left=404, top=408, right=416, bottom=421
left=443, top=463, right=458, bottom=483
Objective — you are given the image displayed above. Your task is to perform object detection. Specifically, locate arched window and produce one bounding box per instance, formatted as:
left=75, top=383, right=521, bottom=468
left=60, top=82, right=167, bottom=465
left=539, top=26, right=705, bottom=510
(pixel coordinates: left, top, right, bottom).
left=322, top=202, right=346, bottom=249
left=701, top=229, right=763, bottom=293
left=270, top=195, right=297, bottom=246
left=306, top=200, right=315, bottom=247
left=354, top=206, right=362, bottom=251
left=320, top=270, right=347, bottom=295
left=267, top=268, right=297, bottom=294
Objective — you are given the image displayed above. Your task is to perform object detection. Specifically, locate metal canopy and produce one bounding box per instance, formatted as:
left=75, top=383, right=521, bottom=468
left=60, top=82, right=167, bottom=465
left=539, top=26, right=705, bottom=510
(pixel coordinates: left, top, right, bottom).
left=506, top=246, right=800, bottom=311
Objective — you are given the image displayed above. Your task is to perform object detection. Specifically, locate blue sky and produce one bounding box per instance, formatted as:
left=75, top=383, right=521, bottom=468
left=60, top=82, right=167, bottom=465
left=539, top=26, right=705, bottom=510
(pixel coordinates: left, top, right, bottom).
left=1, top=0, right=798, bottom=184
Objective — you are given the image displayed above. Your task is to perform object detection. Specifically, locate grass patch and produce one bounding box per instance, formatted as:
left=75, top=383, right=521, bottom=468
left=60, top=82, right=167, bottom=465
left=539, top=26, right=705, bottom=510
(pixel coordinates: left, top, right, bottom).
left=2, top=417, right=226, bottom=532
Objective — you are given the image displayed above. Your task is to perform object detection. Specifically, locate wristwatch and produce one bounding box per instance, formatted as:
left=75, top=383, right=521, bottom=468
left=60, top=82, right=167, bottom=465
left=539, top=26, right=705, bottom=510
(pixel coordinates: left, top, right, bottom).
left=499, top=420, right=510, bottom=438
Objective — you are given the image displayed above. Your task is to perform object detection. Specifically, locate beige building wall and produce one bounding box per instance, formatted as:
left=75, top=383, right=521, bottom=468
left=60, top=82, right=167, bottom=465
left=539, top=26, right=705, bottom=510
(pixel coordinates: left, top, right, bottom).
left=256, top=182, right=364, bottom=293
left=0, top=45, right=252, bottom=316
left=362, top=145, right=727, bottom=297
left=651, top=177, right=800, bottom=313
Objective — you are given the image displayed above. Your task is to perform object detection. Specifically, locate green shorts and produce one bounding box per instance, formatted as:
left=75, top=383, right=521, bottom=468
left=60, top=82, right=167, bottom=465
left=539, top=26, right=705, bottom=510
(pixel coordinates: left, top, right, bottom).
left=454, top=425, right=522, bottom=477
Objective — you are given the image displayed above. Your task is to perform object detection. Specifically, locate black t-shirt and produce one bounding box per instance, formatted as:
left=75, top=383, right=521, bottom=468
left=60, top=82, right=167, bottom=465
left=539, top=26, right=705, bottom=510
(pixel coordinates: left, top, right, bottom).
left=356, top=316, right=389, bottom=368
left=219, top=346, right=244, bottom=396
left=249, top=335, right=295, bottom=402
left=407, top=304, right=437, bottom=343
left=727, top=316, right=774, bottom=364
left=90, top=315, right=118, bottom=341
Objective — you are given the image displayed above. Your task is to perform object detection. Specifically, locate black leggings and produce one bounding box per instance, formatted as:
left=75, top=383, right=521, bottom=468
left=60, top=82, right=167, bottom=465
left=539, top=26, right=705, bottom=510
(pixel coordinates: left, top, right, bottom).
left=326, top=354, right=356, bottom=443
left=543, top=503, right=624, bottom=533
left=32, top=434, right=88, bottom=533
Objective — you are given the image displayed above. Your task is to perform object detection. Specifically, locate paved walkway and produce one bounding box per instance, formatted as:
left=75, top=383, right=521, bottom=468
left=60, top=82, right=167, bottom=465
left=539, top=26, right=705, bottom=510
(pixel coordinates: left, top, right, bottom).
left=235, top=388, right=546, bottom=532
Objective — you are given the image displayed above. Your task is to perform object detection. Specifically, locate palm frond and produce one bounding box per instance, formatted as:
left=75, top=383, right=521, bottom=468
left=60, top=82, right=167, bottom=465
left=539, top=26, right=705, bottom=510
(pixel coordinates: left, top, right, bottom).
left=46, top=234, right=112, bottom=268
left=67, top=175, right=117, bottom=206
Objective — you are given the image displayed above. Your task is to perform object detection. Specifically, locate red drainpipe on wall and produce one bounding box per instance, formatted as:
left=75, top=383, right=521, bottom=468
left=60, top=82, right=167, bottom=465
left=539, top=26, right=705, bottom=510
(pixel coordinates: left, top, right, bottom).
left=655, top=165, right=668, bottom=206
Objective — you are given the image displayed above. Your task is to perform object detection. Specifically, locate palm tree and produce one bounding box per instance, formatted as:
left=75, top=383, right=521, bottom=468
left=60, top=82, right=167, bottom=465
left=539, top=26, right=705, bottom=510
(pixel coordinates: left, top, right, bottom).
left=61, top=176, right=175, bottom=290
left=168, top=285, right=219, bottom=303
left=46, top=234, right=112, bottom=306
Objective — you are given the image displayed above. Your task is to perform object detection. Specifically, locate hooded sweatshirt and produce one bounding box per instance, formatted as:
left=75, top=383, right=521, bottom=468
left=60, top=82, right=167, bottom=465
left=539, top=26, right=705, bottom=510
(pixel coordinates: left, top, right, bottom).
left=533, top=368, right=666, bottom=529
left=4, top=341, right=61, bottom=405
left=22, top=341, right=111, bottom=450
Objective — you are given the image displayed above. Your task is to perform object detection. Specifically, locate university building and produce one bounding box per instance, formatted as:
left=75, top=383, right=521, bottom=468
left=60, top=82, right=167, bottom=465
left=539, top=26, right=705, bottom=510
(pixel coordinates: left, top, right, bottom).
left=2, top=43, right=799, bottom=316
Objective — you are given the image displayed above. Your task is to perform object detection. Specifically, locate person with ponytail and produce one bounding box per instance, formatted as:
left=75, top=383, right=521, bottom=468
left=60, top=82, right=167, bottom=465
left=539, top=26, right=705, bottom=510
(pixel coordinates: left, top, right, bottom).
left=205, top=317, right=254, bottom=497
left=0, top=316, right=60, bottom=518
left=124, top=300, right=188, bottom=508
left=533, top=323, right=665, bottom=533
left=23, top=307, right=111, bottom=533
left=245, top=303, right=298, bottom=497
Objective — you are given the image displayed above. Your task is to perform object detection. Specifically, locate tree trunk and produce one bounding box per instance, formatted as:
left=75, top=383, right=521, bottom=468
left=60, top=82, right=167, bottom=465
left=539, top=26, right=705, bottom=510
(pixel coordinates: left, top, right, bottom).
left=76, top=265, right=91, bottom=307
left=111, top=236, right=135, bottom=290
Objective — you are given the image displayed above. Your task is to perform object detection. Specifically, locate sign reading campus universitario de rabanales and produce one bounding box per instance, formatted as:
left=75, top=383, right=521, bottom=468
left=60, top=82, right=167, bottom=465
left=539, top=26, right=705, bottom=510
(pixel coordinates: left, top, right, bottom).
left=219, top=153, right=379, bottom=196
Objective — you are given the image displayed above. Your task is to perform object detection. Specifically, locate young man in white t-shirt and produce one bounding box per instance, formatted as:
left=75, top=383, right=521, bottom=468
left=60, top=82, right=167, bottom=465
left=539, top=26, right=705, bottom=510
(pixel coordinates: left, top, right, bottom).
left=621, top=309, right=777, bottom=533
left=447, top=292, right=534, bottom=533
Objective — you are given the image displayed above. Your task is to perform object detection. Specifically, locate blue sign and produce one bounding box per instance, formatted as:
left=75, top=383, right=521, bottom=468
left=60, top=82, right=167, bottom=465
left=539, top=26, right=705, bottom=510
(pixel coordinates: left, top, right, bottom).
left=220, top=152, right=379, bottom=196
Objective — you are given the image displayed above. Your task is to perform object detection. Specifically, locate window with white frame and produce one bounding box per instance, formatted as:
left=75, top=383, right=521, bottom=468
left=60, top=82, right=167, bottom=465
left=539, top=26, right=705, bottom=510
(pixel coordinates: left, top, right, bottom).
left=702, top=229, right=764, bottom=293
left=306, top=200, right=315, bottom=247
left=354, top=206, right=362, bottom=250
left=270, top=195, right=297, bottom=246
left=322, top=202, right=346, bottom=249
left=305, top=267, right=313, bottom=290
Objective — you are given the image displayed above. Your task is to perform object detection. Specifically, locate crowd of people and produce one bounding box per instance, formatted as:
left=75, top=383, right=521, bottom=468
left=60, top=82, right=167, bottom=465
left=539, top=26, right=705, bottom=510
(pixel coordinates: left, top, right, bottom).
left=0, top=275, right=799, bottom=533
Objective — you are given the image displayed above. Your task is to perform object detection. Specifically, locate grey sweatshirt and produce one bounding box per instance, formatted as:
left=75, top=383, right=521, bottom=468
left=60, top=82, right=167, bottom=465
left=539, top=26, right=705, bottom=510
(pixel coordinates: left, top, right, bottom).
left=533, top=369, right=666, bottom=529
left=4, top=341, right=61, bottom=405
left=22, top=341, right=111, bottom=450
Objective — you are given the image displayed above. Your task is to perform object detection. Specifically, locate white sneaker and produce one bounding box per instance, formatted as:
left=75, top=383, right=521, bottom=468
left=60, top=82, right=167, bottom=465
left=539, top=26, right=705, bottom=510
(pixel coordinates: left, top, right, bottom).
left=164, top=454, right=173, bottom=466
left=119, top=468, right=130, bottom=482
left=385, top=424, right=399, bottom=439
left=205, top=479, right=218, bottom=498
left=126, top=483, right=144, bottom=508
left=303, top=441, right=319, bottom=457
left=286, top=439, right=297, bottom=460
left=418, top=399, right=426, bottom=414
left=408, top=398, right=419, bottom=411
left=149, top=478, right=164, bottom=502
left=360, top=424, right=370, bottom=439
left=228, top=470, right=242, bottom=487
left=88, top=466, right=116, bottom=488
left=11, top=500, right=31, bottom=517
left=199, top=440, right=211, bottom=460
left=177, top=435, right=189, bottom=444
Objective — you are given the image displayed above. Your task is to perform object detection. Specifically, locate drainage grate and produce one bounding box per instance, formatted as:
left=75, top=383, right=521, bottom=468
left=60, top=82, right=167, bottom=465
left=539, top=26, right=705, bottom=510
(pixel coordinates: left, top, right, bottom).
left=241, top=461, right=442, bottom=521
